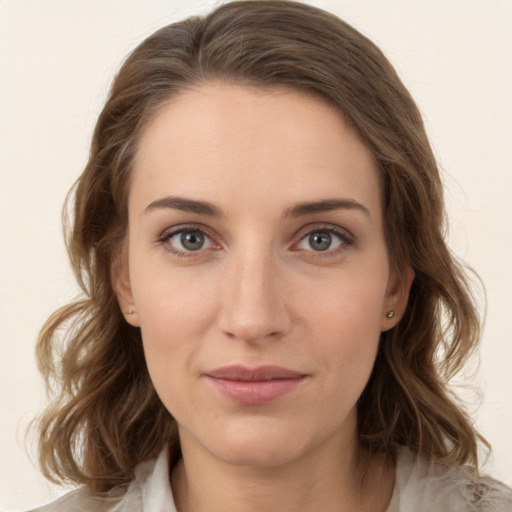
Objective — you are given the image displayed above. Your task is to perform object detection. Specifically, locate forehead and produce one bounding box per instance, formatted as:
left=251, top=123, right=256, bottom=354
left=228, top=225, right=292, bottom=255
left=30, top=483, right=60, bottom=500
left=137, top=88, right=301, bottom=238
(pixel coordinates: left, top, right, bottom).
left=130, top=83, right=381, bottom=218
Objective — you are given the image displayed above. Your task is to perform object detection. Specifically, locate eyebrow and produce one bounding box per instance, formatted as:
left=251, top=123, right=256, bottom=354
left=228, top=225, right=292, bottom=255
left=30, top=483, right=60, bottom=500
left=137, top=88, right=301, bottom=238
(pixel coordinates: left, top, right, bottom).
left=283, top=198, right=370, bottom=219
left=144, top=196, right=223, bottom=217
left=144, top=195, right=370, bottom=219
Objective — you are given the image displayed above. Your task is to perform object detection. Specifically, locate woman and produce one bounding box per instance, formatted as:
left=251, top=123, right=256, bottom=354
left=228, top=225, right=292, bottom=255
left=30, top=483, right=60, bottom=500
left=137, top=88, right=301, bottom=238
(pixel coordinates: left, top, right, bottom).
left=27, top=1, right=511, bottom=511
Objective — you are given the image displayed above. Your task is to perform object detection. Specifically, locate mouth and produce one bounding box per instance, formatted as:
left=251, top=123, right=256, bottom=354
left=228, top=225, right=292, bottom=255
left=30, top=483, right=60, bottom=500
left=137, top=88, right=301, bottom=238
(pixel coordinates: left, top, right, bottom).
left=204, top=365, right=307, bottom=405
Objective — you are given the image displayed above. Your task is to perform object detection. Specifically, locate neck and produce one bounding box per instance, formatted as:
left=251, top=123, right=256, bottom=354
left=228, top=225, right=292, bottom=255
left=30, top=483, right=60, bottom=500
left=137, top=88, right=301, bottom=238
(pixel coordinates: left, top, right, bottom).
left=171, top=429, right=394, bottom=512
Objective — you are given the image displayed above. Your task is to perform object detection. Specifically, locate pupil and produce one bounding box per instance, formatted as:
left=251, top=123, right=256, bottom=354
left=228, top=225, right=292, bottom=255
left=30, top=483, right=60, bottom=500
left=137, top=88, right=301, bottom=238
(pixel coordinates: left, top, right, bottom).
left=181, top=231, right=204, bottom=251
left=310, top=232, right=331, bottom=251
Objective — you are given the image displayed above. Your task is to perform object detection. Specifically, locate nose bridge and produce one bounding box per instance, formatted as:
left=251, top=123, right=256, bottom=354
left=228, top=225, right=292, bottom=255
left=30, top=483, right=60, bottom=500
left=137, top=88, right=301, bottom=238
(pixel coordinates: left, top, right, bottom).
left=218, top=242, right=289, bottom=342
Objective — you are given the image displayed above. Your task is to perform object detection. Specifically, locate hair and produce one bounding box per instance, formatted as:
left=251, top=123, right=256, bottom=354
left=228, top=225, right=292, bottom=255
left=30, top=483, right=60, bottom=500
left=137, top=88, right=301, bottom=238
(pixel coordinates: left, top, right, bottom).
left=34, top=0, right=486, bottom=495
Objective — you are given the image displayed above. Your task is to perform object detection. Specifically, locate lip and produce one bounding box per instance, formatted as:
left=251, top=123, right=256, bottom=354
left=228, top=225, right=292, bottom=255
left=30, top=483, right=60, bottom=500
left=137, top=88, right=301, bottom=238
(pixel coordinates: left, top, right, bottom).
left=204, top=365, right=307, bottom=405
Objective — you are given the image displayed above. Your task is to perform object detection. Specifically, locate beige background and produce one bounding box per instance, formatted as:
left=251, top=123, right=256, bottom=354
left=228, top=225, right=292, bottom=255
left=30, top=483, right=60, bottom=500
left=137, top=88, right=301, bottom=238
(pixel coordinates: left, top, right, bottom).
left=1, top=0, right=511, bottom=509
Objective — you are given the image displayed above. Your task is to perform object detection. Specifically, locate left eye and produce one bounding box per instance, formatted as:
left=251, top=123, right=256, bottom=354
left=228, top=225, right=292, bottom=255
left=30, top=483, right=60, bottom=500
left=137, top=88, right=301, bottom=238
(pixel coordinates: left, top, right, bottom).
left=296, top=229, right=345, bottom=252
left=163, top=229, right=214, bottom=252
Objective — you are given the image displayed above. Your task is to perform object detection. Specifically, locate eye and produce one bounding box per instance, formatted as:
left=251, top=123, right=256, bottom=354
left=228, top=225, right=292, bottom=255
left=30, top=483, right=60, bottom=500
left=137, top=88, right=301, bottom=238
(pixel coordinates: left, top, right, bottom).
left=295, top=227, right=351, bottom=253
left=306, top=231, right=337, bottom=251
left=160, top=227, right=216, bottom=255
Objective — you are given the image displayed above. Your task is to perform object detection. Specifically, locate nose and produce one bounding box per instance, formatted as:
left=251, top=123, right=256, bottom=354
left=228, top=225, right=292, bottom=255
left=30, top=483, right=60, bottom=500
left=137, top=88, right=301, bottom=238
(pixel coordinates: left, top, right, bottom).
left=216, top=249, right=292, bottom=343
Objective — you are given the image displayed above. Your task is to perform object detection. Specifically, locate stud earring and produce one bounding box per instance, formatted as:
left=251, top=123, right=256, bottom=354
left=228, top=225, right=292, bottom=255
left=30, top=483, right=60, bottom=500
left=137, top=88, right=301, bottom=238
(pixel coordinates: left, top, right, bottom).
left=386, top=310, right=395, bottom=318
left=126, top=309, right=136, bottom=315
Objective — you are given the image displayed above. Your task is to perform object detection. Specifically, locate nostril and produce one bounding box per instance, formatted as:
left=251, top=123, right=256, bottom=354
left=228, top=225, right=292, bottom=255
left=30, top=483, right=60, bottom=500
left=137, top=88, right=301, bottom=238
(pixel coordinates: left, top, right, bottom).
left=223, top=330, right=281, bottom=340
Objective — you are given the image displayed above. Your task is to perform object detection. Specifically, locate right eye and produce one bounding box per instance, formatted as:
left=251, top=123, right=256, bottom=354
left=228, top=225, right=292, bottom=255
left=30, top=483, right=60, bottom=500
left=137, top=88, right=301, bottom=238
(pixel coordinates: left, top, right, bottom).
left=159, top=227, right=216, bottom=256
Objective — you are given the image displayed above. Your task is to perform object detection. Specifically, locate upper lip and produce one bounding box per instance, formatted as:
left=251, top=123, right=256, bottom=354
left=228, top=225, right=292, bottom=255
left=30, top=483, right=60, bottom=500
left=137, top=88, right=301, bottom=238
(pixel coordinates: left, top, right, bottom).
left=205, top=365, right=306, bottom=381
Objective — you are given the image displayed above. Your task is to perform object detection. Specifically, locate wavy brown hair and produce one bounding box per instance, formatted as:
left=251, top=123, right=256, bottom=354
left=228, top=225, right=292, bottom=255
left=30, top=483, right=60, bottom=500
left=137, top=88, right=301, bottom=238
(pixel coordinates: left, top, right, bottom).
left=35, top=0, right=486, bottom=495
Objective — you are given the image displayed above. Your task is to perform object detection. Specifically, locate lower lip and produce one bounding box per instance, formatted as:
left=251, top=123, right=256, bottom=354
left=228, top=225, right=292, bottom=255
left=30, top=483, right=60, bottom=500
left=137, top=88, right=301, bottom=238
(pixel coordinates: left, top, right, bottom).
left=206, top=377, right=305, bottom=405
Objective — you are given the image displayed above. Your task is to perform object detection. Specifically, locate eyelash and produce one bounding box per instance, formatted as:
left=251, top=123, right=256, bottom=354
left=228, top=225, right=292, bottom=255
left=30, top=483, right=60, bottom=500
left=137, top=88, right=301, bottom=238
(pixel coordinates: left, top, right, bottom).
left=158, top=223, right=354, bottom=258
left=158, top=224, right=219, bottom=258
left=294, top=224, right=354, bottom=256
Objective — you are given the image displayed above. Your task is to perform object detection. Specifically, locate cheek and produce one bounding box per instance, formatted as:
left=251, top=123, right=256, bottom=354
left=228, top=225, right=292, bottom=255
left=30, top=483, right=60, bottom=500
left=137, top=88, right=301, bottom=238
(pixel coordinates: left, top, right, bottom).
left=300, top=264, right=389, bottom=382
left=300, top=264, right=389, bottom=338
left=136, top=300, right=205, bottom=419
left=314, top=306, right=381, bottom=389
left=131, top=251, right=219, bottom=336
left=129, top=261, right=220, bottom=397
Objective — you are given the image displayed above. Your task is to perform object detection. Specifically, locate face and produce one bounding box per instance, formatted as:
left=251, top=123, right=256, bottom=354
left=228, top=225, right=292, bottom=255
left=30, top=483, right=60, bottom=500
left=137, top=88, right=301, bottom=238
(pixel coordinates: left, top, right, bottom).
left=115, top=84, right=411, bottom=468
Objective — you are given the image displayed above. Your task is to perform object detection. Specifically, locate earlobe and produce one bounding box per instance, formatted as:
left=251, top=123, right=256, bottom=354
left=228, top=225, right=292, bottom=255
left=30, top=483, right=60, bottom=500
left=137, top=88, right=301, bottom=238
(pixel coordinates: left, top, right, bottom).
left=111, top=246, right=140, bottom=328
left=381, top=265, right=415, bottom=331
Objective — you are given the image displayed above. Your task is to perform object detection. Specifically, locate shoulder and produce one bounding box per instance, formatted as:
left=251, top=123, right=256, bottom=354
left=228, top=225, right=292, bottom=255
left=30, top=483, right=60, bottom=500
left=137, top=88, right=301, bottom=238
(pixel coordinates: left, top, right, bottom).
left=25, top=448, right=174, bottom=512
left=26, top=482, right=140, bottom=512
left=388, top=448, right=512, bottom=512
left=25, top=487, right=125, bottom=512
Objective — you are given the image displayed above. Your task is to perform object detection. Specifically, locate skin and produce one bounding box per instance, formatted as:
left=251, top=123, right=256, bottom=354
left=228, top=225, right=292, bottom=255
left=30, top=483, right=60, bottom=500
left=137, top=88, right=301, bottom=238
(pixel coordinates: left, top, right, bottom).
left=114, top=84, right=413, bottom=512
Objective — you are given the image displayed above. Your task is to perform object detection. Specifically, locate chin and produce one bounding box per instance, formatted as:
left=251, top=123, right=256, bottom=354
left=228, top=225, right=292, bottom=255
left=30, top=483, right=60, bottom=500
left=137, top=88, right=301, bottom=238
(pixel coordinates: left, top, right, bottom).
left=191, top=417, right=321, bottom=468
left=213, top=438, right=305, bottom=468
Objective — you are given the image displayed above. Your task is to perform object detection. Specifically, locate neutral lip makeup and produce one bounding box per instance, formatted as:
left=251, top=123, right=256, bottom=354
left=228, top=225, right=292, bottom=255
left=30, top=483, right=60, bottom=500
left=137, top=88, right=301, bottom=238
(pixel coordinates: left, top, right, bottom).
left=204, top=365, right=308, bottom=405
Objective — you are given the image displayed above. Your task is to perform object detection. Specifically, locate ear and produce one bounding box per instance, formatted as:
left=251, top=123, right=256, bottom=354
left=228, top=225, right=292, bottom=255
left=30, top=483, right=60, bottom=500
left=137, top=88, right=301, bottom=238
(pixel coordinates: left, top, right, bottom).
left=111, top=243, right=140, bottom=328
left=381, top=265, right=415, bottom=332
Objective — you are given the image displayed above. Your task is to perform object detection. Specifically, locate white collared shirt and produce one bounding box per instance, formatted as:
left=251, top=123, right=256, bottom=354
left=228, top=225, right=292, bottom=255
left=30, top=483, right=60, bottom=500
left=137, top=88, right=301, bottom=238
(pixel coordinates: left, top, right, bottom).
left=27, top=447, right=512, bottom=512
